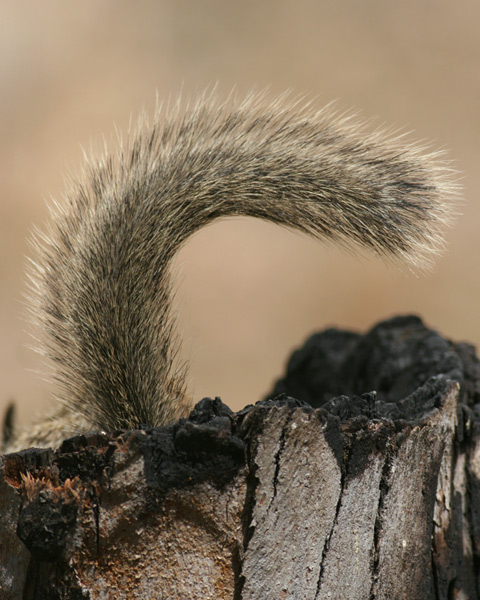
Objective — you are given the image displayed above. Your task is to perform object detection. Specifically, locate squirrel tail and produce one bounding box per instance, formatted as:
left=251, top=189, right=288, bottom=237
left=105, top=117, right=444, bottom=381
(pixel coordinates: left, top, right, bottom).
left=28, top=92, right=458, bottom=432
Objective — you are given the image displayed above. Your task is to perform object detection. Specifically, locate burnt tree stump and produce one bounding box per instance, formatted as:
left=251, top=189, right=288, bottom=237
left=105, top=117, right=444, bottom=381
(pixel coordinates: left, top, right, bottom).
left=2, top=315, right=480, bottom=599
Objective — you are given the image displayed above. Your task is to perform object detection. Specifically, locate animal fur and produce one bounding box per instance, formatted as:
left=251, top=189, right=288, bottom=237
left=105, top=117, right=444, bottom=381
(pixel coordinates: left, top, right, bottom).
left=7, top=91, right=458, bottom=450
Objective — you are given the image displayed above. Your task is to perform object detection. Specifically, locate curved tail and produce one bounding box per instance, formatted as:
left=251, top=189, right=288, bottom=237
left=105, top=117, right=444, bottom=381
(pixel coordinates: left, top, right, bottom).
left=29, top=92, right=457, bottom=431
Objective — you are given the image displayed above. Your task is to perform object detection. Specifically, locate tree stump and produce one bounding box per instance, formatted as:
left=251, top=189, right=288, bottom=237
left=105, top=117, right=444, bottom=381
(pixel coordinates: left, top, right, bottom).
left=2, top=315, right=480, bottom=599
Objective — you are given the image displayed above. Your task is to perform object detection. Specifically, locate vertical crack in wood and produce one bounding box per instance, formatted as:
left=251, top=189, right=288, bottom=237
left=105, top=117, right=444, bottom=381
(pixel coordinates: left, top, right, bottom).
left=270, top=415, right=289, bottom=508
left=315, top=430, right=352, bottom=597
left=466, top=440, right=480, bottom=598
left=461, top=410, right=480, bottom=598
left=431, top=544, right=441, bottom=600
left=240, top=408, right=341, bottom=599
left=232, top=536, right=244, bottom=600
left=368, top=444, right=395, bottom=600
left=431, top=436, right=453, bottom=600
left=428, top=386, right=478, bottom=598
left=433, top=402, right=479, bottom=599
left=236, top=419, right=262, bottom=599
left=238, top=407, right=294, bottom=598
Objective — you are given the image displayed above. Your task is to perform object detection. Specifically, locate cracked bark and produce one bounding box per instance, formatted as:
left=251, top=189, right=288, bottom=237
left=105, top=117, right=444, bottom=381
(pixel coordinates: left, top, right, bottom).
left=2, top=315, right=480, bottom=599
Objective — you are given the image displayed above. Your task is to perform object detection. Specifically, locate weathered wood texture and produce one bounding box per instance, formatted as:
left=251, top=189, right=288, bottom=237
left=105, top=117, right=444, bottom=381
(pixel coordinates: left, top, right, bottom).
left=2, top=315, right=480, bottom=599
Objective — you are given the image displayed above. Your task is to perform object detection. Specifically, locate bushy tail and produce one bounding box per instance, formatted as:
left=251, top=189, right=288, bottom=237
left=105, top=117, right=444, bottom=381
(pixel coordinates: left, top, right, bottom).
left=29, top=92, right=458, bottom=431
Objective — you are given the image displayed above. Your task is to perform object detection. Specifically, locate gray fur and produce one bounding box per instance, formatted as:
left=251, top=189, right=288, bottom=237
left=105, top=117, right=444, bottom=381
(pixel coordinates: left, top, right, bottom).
left=25, top=92, right=457, bottom=437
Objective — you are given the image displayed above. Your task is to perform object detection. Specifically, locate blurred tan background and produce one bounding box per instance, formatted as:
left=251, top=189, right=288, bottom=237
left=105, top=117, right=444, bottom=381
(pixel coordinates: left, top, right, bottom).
left=1, top=0, right=479, bottom=428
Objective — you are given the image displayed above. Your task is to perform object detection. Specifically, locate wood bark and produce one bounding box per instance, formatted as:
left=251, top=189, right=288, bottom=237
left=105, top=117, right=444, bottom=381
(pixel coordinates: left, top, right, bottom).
left=2, top=315, right=480, bottom=599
